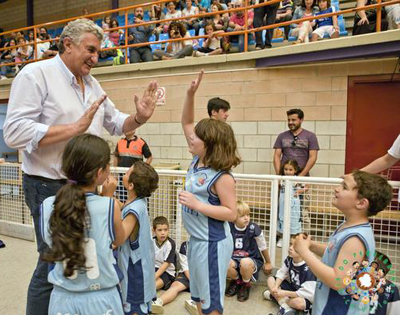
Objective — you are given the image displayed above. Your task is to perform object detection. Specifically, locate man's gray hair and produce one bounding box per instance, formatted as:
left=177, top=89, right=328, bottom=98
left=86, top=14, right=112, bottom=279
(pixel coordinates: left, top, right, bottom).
left=58, top=18, right=103, bottom=53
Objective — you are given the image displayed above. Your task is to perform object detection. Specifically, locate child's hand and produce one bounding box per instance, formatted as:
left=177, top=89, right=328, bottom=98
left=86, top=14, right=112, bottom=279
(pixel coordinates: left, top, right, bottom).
left=187, top=70, right=204, bottom=95
left=263, top=262, right=273, bottom=275
left=179, top=191, right=200, bottom=210
left=275, top=289, right=285, bottom=300
left=293, top=233, right=312, bottom=255
left=102, top=175, right=117, bottom=197
left=271, top=285, right=279, bottom=295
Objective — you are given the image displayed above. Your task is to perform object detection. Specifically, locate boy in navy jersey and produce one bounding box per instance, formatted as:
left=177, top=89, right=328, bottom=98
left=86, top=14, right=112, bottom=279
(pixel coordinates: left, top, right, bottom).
left=226, top=201, right=273, bottom=302
left=311, top=0, right=339, bottom=41
left=152, top=216, right=177, bottom=291
left=294, top=171, right=392, bottom=315
left=263, top=234, right=316, bottom=315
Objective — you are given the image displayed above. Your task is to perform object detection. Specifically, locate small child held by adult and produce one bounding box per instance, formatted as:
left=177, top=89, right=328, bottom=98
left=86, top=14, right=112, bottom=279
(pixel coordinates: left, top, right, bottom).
left=294, top=171, right=393, bottom=315
left=277, top=159, right=308, bottom=248
left=116, top=161, right=161, bottom=315
left=225, top=201, right=273, bottom=302
left=263, top=233, right=316, bottom=315
left=153, top=216, right=177, bottom=291
left=311, top=0, right=339, bottom=41
left=193, top=22, right=223, bottom=57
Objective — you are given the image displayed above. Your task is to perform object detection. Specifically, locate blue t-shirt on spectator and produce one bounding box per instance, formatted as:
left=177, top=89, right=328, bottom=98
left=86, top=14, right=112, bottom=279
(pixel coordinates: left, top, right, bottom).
left=316, top=7, right=335, bottom=27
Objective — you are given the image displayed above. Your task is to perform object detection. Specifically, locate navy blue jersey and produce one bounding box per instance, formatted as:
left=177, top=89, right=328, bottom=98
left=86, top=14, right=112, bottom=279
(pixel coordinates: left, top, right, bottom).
left=370, top=280, right=400, bottom=315
left=316, top=7, right=335, bottom=27
left=276, top=256, right=317, bottom=303
left=178, top=241, right=189, bottom=273
left=229, top=222, right=265, bottom=265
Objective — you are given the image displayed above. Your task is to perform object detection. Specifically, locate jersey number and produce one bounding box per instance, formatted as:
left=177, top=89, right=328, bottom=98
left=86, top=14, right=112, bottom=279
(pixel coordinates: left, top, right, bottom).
left=235, top=238, right=243, bottom=249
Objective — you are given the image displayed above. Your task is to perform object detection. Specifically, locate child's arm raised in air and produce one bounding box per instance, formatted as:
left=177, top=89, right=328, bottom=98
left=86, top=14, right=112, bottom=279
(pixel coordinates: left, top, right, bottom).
left=179, top=173, right=237, bottom=222
left=181, top=70, right=204, bottom=147
left=294, top=233, right=366, bottom=290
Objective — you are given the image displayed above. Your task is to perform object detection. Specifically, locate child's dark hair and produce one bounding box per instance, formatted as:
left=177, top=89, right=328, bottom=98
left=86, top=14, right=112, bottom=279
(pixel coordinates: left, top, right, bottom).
left=42, top=134, right=110, bottom=277
left=301, top=0, right=316, bottom=9
left=318, top=0, right=331, bottom=7
left=280, top=159, right=301, bottom=176
left=204, top=22, right=217, bottom=33
left=351, top=170, right=392, bottom=216
left=153, top=216, right=169, bottom=229
left=286, top=108, right=304, bottom=119
left=195, top=118, right=241, bottom=172
left=168, top=21, right=187, bottom=37
left=207, top=97, right=230, bottom=117
left=128, top=161, right=159, bottom=198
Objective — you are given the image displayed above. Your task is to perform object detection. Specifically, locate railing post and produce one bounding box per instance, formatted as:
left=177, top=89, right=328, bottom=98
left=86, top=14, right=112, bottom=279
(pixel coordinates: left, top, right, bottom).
left=269, top=178, right=280, bottom=267
left=376, top=0, right=382, bottom=32
left=33, top=27, right=37, bottom=61
left=282, top=179, right=292, bottom=260
left=244, top=0, right=249, bottom=52
left=125, top=10, right=129, bottom=64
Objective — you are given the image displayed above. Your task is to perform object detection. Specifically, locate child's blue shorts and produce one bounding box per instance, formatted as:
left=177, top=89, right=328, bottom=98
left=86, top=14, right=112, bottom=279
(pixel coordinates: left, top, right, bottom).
left=187, top=234, right=233, bottom=314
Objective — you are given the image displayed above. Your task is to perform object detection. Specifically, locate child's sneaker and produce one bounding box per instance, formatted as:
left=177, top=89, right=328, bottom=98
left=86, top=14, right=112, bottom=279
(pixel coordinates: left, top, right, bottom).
left=185, top=299, right=198, bottom=315
left=277, top=238, right=283, bottom=248
left=151, top=298, right=164, bottom=314
left=225, top=279, right=241, bottom=297
left=277, top=306, right=298, bottom=315
left=262, top=289, right=272, bottom=300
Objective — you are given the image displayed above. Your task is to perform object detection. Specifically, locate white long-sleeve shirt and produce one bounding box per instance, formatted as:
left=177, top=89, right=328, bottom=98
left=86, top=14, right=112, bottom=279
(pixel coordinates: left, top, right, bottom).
left=3, top=54, right=129, bottom=179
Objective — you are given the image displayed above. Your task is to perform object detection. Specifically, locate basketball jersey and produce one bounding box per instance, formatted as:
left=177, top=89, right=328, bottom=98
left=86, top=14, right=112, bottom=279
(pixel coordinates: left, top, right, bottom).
left=313, top=222, right=376, bottom=315
left=178, top=241, right=189, bottom=273
left=316, top=7, right=335, bottom=27
left=372, top=280, right=400, bottom=315
left=229, top=222, right=264, bottom=265
left=182, top=156, right=231, bottom=241
left=276, top=256, right=317, bottom=302
left=153, top=236, right=176, bottom=277
left=41, top=193, right=120, bottom=292
left=118, top=197, right=156, bottom=305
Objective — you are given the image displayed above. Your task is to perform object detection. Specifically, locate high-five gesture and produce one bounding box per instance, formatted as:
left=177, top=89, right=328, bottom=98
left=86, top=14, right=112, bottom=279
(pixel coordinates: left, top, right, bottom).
left=134, top=80, right=158, bottom=124
left=187, top=69, right=204, bottom=96
left=75, top=95, right=107, bottom=134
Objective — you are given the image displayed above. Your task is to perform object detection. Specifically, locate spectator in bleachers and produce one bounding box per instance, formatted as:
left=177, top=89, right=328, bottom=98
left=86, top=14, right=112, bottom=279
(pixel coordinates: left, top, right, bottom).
left=212, top=0, right=229, bottom=10
left=384, top=2, right=400, bottom=29
left=27, top=30, right=35, bottom=44
left=39, top=27, right=51, bottom=40
left=275, top=0, right=294, bottom=40
left=151, top=3, right=166, bottom=40
left=193, top=22, right=223, bottom=56
left=353, top=0, right=388, bottom=35
left=196, top=0, right=212, bottom=13
left=41, top=44, right=58, bottom=58
left=128, top=7, right=154, bottom=63
left=164, top=1, right=183, bottom=33
left=16, top=36, right=33, bottom=62
left=254, top=0, right=280, bottom=49
left=202, top=3, right=229, bottom=30
left=109, top=19, right=123, bottom=46
left=228, top=0, right=254, bottom=52
left=311, top=0, right=339, bottom=41
left=102, top=16, right=111, bottom=37
left=154, top=21, right=194, bottom=60
left=291, top=0, right=319, bottom=44
left=182, top=0, right=201, bottom=35
left=0, top=38, right=17, bottom=77
left=0, top=28, right=6, bottom=49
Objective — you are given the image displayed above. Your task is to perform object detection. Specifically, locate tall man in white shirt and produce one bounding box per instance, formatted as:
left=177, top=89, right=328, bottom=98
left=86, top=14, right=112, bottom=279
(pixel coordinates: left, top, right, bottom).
left=3, top=19, right=158, bottom=315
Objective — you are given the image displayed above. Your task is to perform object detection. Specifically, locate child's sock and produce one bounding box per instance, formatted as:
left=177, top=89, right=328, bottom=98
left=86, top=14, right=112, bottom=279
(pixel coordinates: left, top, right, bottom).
left=242, top=278, right=251, bottom=285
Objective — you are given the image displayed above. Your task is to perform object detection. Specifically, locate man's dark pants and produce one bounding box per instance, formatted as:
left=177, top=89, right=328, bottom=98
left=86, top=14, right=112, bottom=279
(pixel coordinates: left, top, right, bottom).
left=23, top=174, right=65, bottom=315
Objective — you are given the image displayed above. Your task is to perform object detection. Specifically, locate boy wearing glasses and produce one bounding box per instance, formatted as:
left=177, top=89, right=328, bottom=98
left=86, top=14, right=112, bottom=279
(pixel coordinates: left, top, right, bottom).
left=273, top=108, right=319, bottom=177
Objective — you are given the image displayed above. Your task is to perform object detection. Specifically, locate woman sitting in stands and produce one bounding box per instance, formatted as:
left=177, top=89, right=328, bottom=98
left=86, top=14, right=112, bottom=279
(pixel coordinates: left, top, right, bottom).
left=151, top=3, right=166, bottom=40
left=163, top=1, right=183, bottom=33
left=290, top=0, right=319, bottom=44
left=109, top=19, right=124, bottom=46
left=353, top=0, right=388, bottom=35
left=153, top=21, right=194, bottom=60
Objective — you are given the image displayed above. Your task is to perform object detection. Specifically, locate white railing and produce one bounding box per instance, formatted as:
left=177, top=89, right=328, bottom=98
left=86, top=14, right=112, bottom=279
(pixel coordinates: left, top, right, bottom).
left=1, top=163, right=399, bottom=284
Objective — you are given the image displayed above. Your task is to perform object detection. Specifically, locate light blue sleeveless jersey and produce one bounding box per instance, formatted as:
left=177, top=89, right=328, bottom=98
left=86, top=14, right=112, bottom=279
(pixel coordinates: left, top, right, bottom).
left=41, top=193, right=121, bottom=292
left=313, top=222, right=375, bottom=315
left=182, top=156, right=231, bottom=241
left=118, top=198, right=156, bottom=308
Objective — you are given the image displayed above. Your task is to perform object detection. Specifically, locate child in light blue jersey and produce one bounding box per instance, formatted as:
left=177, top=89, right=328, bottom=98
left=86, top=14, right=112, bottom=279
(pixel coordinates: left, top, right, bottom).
left=179, top=70, right=241, bottom=315
left=117, top=161, right=160, bottom=315
left=41, top=134, right=126, bottom=315
left=294, top=171, right=392, bottom=315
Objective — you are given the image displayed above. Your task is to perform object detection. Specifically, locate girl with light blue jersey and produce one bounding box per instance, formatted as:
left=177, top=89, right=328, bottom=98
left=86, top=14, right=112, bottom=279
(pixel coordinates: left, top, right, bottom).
left=179, top=70, right=241, bottom=315
left=40, top=134, right=126, bottom=315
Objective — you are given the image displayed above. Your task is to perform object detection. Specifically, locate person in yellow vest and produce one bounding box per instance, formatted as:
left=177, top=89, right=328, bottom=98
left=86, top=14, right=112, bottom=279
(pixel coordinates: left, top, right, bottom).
left=114, top=129, right=153, bottom=167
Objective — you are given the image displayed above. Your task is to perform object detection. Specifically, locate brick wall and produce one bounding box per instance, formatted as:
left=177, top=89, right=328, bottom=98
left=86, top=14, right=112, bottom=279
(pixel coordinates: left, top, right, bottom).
left=97, top=59, right=396, bottom=178
left=0, top=0, right=26, bottom=32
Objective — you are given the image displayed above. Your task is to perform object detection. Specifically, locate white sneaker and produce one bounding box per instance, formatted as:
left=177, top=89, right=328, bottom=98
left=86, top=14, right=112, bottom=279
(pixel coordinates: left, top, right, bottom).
left=151, top=298, right=164, bottom=314
left=185, top=299, right=198, bottom=315
left=194, top=51, right=205, bottom=57
left=277, top=238, right=283, bottom=248
left=263, top=289, right=272, bottom=300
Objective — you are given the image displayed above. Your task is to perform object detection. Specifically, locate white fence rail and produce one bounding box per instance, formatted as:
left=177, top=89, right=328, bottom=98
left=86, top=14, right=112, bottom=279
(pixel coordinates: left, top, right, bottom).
left=1, top=163, right=399, bottom=284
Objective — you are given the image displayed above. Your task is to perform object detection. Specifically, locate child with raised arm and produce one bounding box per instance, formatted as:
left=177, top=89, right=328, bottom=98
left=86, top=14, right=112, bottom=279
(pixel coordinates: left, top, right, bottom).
left=40, top=134, right=125, bottom=315
left=117, top=161, right=161, bottom=315
left=179, top=70, right=241, bottom=315
left=225, top=201, right=273, bottom=302
left=152, top=216, right=177, bottom=291
left=294, top=171, right=393, bottom=315
left=263, top=234, right=316, bottom=315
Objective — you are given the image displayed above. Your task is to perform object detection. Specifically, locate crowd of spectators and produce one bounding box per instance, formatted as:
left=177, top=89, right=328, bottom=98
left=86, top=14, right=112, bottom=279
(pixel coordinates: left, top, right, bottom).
left=0, top=0, right=399, bottom=77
